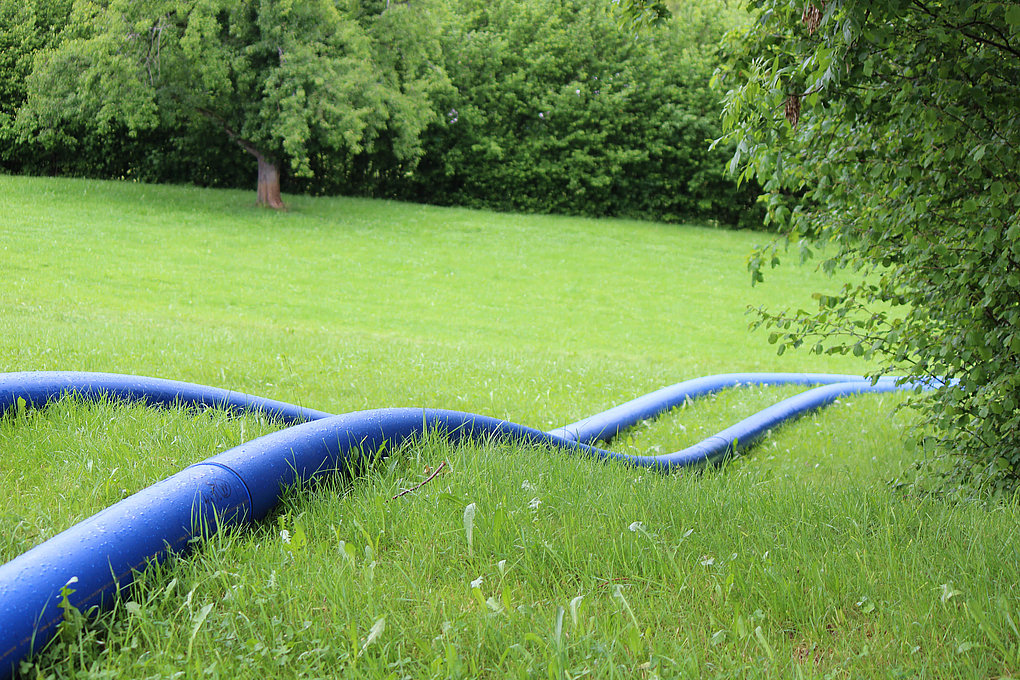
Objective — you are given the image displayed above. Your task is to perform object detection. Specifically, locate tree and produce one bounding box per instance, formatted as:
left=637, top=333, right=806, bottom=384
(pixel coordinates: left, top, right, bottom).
left=712, top=1, right=1020, bottom=493
left=18, top=0, right=448, bottom=208
left=0, top=0, right=73, bottom=169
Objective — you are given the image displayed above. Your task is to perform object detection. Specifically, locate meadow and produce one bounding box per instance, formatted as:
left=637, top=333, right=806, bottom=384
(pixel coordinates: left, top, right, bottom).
left=1, top=174, right=1018, bottom=678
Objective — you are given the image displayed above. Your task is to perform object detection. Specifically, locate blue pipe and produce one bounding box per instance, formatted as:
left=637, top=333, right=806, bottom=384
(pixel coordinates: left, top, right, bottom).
left=0, top=371, right=930, bottom=677
left=0, top=371, right=333, bottom=424
left=548, top=372, right=903, bottom=444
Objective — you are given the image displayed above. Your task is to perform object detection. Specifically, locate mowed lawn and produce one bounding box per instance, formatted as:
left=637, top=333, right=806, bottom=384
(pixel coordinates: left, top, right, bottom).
left=1, top=175, right=1018, bottom=679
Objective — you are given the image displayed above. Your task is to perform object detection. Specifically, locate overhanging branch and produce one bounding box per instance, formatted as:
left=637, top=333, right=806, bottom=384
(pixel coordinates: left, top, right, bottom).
left=195, top=107, right=266, bottom=160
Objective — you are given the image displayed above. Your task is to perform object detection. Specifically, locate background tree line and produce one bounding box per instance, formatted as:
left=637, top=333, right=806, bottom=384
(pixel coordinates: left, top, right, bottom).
left=0, top=0, right=760, bottom=226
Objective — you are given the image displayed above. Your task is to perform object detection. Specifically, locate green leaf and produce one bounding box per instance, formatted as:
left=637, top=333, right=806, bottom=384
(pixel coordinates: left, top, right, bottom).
left=1006, top=4, right=1020, bottom=36
left=187, top=602, right=214, bottom=660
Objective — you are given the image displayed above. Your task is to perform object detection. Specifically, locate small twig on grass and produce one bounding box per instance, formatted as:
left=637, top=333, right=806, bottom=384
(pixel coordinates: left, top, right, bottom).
left=391, top=461, right=448, bottom=500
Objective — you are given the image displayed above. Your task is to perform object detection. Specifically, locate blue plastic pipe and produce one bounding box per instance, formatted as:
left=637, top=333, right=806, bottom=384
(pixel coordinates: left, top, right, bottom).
left=0, top=371, right=333, bottom=424
left=548, top=372, right=905, bottom=444
left=0, top=371, right=929, bottom=677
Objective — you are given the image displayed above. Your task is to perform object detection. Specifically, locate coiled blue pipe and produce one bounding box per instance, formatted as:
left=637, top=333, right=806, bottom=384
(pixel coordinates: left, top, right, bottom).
left=0, top=371, right=928, bottom=677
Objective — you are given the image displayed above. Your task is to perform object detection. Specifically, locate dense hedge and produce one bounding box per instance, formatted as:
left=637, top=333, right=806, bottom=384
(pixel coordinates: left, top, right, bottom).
left=399, top=0, right=760, bottom=226
left=1, top=0, right=252, bottom=186
left=0, top=0, right=71, bottom=171
left=3, top=0, right=761, bottom=227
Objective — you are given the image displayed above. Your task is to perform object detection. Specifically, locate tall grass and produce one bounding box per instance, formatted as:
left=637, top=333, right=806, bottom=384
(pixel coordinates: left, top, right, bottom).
left=2, top=175, right=1017, bottom=678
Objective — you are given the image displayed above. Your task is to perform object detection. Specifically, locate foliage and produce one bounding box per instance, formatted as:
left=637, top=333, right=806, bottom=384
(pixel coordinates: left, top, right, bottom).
left=715, top=0, right=1020, bottom=493
left=3, top=0, right=760, bottom=226
left=394, top=0, right=759, bottom=225
left=0, top=0, right=72, bottom=169
left=16, top=0, right=448, bottom=203
left=0, top=1, right=258, bottom=185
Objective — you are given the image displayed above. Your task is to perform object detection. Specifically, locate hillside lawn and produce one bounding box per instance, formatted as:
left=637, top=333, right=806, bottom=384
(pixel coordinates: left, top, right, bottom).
left=1, top=174, right=1018, bottom=678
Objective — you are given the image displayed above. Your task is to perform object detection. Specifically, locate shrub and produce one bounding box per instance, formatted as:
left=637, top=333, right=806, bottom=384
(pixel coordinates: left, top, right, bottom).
left=716, top=0, right=1020, bottom=494
left=396, top=0, right=759, bottom=226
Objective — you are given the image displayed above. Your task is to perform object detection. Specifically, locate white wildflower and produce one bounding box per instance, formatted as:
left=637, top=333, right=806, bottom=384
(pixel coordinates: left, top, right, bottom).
left=464, top=503, right=477, bottom=556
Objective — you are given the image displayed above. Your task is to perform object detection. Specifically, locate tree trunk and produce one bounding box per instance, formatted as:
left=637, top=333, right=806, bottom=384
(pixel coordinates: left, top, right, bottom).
left=194, top=108, right=286, bottom=210
left=256, top=156, right=285, bottom=209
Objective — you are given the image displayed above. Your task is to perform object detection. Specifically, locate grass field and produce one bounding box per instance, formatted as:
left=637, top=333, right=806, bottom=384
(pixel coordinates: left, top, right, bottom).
left=2, top=174, right=1019, bottom=678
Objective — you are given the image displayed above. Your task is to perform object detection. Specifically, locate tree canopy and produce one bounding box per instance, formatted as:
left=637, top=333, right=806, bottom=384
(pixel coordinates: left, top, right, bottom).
left=18, top=0, right=449, bottom=207
left=714, top=0, right=1020, bottom=493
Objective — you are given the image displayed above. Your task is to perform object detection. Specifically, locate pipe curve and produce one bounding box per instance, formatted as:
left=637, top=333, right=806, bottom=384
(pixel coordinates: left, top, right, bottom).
left=0, top=371, right=932, bottom=676
left=548, top=372, right=905, bottom=444
left=0, top=371, right=333, bottom=425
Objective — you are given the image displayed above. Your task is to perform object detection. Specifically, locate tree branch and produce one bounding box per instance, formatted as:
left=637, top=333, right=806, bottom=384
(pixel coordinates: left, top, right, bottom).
left=910, top=0, right=1020, bottom=60
left=195, top=107, right=265, bottom=160
left=391, top=461, right=447, bottom=500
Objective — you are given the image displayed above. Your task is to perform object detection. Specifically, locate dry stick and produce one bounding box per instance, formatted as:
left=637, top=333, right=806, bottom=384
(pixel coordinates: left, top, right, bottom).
left=391, top=461, right=448, bottom=500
